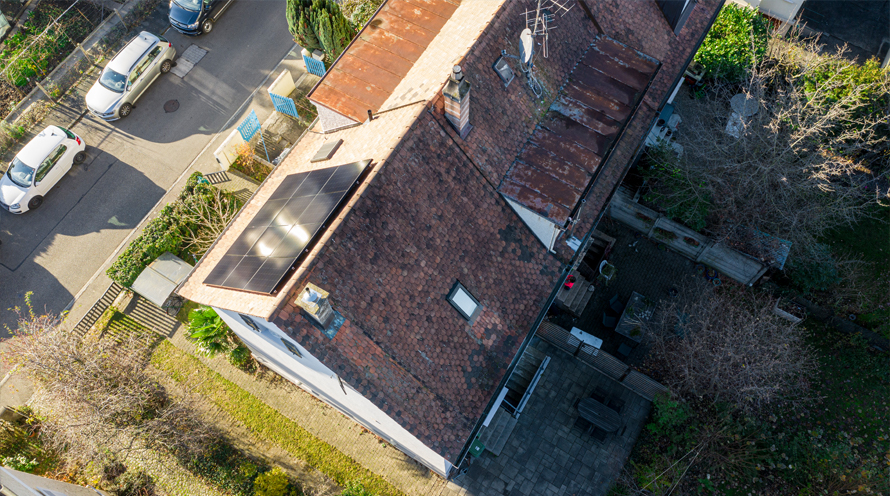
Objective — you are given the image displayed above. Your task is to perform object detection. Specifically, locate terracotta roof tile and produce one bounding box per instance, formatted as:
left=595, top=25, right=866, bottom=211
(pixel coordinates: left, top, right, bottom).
left=309, top=0, right=460, bottom=122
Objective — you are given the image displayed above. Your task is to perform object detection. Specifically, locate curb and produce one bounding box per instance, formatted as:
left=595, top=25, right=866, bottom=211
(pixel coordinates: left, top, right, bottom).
left=63, top=42, right=299, bottom=330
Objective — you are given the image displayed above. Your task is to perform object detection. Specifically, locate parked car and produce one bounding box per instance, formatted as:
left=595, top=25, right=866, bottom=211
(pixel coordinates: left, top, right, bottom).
left=85, top=31, right=176, bottom=120
left=169, top=0, right=234, bottom=35
left=0, top=126, right=87, bottom=213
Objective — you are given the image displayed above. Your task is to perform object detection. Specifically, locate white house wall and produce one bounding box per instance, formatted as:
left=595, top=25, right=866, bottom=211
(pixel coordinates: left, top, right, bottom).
left=213, top=307, right=454, bottom=477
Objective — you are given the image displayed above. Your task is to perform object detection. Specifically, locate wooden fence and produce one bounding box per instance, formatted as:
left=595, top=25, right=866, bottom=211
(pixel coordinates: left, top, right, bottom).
left=607, top=189, right=769, bottom=285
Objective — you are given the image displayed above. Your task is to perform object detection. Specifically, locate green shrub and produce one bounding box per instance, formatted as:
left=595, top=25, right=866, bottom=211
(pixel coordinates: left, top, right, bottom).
left=187, top=306, right=232, bottom=357
left=641, top=146, right=711, bottom=231
left=106, top=173, right=241, bottom=287
left=341, top=481, right=375, bottom=496
left=229, top=344, right=256, bottom=372
left=788, top=244, right=841, bottom=293
left=694, top=3, right=769, bottom=81
left=287, top=0, right=356, bottom=61
left=0, top=453, right=39, bottom=473
left=186, top=441, right=259, bottom=496
left=254, top=467, right=296, bottom=496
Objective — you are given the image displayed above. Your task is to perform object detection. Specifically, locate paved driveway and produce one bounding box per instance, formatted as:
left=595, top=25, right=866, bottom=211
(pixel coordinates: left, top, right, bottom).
left=0, top=0, right=294, bottom=333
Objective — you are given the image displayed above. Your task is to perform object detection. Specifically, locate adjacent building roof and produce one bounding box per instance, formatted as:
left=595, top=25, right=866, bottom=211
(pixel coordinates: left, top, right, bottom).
left=498, top=37, right=659, bottom=225
left=308, top=0, right=460, bottom=122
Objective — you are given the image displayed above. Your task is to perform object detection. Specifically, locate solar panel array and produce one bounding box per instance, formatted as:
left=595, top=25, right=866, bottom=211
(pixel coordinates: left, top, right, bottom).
left=204, top=160, right=370, bottom=294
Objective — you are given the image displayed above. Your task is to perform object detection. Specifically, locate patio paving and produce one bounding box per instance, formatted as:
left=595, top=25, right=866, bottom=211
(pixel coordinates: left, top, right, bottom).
left=457, top=337, right=651, bottom=496
left=549, top=218, right=701, bottom=367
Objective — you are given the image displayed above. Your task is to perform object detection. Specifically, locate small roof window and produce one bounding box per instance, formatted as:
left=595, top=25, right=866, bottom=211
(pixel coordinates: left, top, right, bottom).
left=447, top=282, right=482, bottom=321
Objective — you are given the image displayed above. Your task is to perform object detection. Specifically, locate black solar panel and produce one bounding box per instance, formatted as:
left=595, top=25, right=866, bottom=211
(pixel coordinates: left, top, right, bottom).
left=204, top=160, right=370, bottom=294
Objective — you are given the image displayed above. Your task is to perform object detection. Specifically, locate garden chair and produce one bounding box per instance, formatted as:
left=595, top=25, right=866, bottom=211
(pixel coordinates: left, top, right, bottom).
left=602, top=311, right=618, bottom=328
left=616, top=343, right=633, bottom=360
left=590, top=387, right=608, bottom=404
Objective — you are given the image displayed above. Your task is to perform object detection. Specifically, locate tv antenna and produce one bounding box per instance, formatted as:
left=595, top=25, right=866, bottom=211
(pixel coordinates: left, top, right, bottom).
left=521, top=0, right=573, bottom=59
left=500, top=0, right=572, bottom=98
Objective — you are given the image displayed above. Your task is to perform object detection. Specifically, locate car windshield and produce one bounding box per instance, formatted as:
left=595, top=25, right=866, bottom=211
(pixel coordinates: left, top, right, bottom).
left=173, top=0, right=201, bottom=11
left=99, top=68, right=127, bottom=92
left=6, top=157, right=34, bottom=188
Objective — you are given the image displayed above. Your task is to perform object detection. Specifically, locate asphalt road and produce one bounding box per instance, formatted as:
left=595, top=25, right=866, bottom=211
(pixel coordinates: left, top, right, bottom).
left=0, top=0, right=294, bottom=334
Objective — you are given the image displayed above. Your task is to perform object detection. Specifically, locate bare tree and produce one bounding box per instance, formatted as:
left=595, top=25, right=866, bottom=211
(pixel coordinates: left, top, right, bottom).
left=644, top=33, right=889, bottom=266
left=643, top=283, right=816, bottom=412
left=180, top=186, right=240, bottom=257
left=3, top=298, right=213, bottom=464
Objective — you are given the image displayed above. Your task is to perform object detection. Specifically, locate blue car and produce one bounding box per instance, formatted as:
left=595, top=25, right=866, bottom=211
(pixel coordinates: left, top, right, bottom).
left=169, top=0, right=234, bottom=35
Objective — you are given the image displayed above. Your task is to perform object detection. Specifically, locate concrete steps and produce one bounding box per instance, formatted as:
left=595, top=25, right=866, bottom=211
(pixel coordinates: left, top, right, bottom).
left=477, top=406, right=519, bottom=456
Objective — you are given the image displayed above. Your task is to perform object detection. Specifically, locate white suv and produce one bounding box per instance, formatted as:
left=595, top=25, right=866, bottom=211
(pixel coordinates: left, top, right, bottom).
left=0, top=126, right=87, bottom=213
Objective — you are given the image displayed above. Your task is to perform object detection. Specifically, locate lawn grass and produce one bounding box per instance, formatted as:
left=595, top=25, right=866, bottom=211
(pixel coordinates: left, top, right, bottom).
left=151, top=341, right=405, bottom=496
left=826, top=206, right=890, bottom=270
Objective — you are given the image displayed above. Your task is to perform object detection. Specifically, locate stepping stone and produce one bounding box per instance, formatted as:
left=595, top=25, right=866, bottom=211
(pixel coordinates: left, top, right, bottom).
left=171, top=45, right=208, bottom=78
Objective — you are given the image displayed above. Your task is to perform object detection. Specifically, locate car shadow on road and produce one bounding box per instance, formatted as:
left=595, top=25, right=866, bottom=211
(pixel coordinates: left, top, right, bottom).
left=0, top=148, right=166, bottom=332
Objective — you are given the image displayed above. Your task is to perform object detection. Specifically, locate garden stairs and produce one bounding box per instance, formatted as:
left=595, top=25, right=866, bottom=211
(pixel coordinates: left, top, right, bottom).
left=477, top=346, right=549, bottom=455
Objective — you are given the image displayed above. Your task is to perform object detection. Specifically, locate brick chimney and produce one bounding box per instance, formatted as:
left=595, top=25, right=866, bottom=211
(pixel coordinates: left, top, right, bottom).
left=442, top=65, right=472, bottom=139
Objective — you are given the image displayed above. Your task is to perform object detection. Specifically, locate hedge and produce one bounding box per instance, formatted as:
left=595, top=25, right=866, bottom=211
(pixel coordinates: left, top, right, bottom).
left=106, top=173, right=226, bottom=287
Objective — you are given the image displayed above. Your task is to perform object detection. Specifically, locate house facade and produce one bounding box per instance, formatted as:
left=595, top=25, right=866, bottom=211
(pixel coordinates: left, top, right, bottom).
left=178, top=0, right=723, bottom=478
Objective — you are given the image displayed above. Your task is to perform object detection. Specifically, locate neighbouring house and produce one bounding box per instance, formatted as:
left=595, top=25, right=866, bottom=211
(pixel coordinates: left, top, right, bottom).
left=178, top=0, right=723, bottom=479
left=0, top=467, right=109, bottom=496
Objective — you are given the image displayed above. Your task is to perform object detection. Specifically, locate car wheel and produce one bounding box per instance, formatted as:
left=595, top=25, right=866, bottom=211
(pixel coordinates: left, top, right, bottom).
left=160, top=59, right=172, bottom=74
left=119, top=103, right=133, bottom=118
left=73, top=151, right=87, bottom=164
left=202, top=19, right=213, bottom=33
left=28, top=196, right=44, bottom=211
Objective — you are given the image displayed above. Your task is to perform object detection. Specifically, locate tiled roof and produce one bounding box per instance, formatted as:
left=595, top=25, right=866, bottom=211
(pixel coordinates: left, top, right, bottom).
left=181, top=0, right=723, bottom=468
left=308, top=0, right=460, bottom=122
left=498, top=37, right=659, bottom=225
left=274, top=110, right=562, bottom=461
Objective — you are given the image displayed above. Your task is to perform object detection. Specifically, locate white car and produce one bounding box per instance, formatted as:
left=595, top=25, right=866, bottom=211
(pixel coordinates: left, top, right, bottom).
left=85, top=31, right=176, bottom=120
left=0, top=126, right=87, bottom=214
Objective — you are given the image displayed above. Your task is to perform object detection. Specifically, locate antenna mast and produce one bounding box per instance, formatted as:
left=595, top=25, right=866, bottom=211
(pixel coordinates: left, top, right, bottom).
left=521, top=0, right=573, bottom=59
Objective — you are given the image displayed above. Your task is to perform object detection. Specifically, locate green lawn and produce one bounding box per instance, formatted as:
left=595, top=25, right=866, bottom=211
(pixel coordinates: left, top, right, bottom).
left=151, top=341, right=405, bottom=496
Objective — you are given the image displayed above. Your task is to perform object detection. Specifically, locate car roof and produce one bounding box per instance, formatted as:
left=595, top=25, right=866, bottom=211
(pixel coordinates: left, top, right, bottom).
left=107, top=31, right=159, bottom=73
left=15, top=126, right=66, bottom=169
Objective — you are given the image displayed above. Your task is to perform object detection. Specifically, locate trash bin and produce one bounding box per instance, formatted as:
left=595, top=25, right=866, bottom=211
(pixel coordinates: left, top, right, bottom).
left=468, top=438, right=485, bottom=458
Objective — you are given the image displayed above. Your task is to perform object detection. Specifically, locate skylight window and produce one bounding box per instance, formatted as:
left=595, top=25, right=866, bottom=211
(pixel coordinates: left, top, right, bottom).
left=447, top=282, right=482, bottom=321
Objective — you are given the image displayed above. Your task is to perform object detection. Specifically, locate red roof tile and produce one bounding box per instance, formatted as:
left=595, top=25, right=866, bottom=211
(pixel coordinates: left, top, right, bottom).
left=309, top=0, right=459, bottom=122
